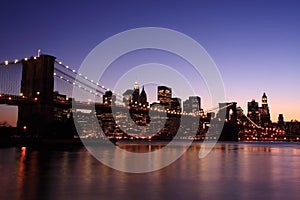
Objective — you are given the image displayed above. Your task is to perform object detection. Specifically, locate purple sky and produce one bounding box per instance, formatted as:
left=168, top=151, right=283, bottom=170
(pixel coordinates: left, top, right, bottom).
left=1, top=0, right=300, bottom=126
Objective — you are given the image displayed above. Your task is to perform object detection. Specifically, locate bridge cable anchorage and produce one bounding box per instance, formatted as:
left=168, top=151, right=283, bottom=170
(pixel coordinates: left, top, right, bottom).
left=54, top=60, right=123, bottom=99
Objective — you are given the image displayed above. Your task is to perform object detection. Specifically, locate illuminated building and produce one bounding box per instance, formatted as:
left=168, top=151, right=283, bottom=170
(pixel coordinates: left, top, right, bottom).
left=53, top=91, right=72, bottom=122
left=131, top=81, right=140, bottom=107
left=157, top=86, right=172, bottom=108
left=259, top=92, right=271, bottom=127
left=103, top=91, right=116, bottom=105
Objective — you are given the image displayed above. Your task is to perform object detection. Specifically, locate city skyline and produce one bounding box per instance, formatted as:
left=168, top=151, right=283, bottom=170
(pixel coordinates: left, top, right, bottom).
left=1, top=0, right=300, bottom=122
left=0, top=72, right=296, bottom=127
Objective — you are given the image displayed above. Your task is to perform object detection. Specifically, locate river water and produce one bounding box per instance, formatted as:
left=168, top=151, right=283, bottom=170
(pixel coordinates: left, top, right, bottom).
left=0, top=142, right=299, bottom=200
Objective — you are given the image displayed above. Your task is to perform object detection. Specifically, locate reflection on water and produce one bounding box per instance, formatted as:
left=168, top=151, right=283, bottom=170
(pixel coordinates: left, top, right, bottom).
left=116, top=141, right=165, bottom=153
left=0, top=142, right=300, bottom=200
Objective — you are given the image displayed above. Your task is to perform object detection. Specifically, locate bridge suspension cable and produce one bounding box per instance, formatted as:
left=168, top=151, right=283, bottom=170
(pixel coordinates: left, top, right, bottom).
left=54, top=67, right=105, bottom=95
left=54, top=60, right=123, bottom=99
left=203, top=103, right=234, bottom=113
left=53, top=73, right=103, bottom=98
left=241, top=111, right=261, bottom=128
left=0, top=59, right=22, bottom=66
left=53, top=70, right=123, bottom=104
left=0, top=56, right=43, bottom=67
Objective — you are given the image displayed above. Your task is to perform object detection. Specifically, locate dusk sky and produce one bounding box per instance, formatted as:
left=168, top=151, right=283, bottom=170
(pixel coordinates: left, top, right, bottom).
left=1, top=0, right=300, bottom=125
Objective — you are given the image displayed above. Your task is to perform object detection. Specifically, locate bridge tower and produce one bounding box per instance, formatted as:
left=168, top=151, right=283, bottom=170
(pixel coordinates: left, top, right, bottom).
left=17, top=55, right=56, bottom=136
left=218, top=102, right=238, bottom=141
left=218, top=102, right=237, bottom=123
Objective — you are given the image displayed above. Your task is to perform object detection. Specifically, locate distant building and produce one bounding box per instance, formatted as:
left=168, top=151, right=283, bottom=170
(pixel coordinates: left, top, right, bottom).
left=183, top=96, right=201, bottom=114
left=53, top=91, right=72, bottom=122
left=277, top=114, right=284, bottom=129
left=247, top=99, right=259, bottom=125
left=123, top=89, right=133, bottom=106
left=171, top=97, right=181, bottom=112
left=157, top=86, right=172, bottom=108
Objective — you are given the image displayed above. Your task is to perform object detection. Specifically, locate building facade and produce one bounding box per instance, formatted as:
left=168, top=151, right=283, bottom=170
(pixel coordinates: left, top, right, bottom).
left=157, top=86, right=172, bottom=109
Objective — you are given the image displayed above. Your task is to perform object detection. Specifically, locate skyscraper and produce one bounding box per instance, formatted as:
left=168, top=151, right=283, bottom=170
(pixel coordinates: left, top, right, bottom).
left=131, top=81, right=140, bottom=107
left=139, top=86, right=148, bottom=108
left=157, top=86, right=172, bottom=108
left=260, top=92, right=271, bottom=127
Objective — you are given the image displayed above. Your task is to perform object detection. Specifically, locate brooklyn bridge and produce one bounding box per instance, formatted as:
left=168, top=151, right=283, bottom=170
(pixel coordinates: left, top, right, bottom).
left=0, top=54, right=294, bottom=142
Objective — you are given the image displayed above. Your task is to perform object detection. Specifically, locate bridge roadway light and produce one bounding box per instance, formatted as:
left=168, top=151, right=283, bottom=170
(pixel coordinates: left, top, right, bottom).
left=4, top=60, right=8, bottom=65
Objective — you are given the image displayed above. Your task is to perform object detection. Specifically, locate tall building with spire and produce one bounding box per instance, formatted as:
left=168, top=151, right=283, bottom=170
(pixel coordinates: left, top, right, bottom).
left=131, top=81, right=140, bottom=107
left=126, top=82, right=149, bottom=108
left=259, top=92, right=271, bottom=127
left=139, top=86, right=148, bottom=108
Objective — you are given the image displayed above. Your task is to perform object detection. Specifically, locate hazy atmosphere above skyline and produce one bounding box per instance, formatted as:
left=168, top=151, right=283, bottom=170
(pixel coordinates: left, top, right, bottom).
left=1, top=0, right=300, bottom=125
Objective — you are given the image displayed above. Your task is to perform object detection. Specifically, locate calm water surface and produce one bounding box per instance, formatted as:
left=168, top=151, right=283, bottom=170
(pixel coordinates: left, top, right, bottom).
left=0, top=142, right=300, bottom=200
